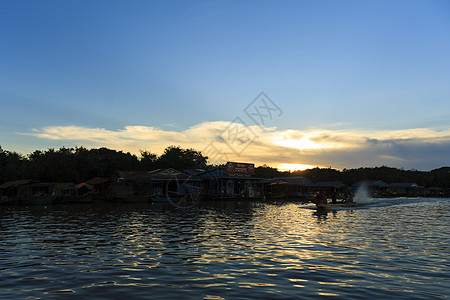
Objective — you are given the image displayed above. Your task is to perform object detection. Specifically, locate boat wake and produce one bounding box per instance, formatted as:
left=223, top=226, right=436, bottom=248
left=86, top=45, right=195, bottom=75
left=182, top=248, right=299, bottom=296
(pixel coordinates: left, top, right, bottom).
left=354, top=184, right=372, bottom=204
left=300, top=183, right=449, bottom=211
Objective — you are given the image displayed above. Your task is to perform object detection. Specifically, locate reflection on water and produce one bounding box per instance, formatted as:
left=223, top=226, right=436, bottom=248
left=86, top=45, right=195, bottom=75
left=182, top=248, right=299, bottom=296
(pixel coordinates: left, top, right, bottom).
left=0, top=198, right=449, bottom=299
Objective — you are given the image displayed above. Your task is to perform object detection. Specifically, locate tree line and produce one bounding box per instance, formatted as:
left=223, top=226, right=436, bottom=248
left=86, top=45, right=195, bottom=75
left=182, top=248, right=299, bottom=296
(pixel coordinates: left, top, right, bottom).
left=1, top=145, right=449, bottom=188
left=255, top=165, right=450, bottom=188
left=0, top=145, right=207, bottom=184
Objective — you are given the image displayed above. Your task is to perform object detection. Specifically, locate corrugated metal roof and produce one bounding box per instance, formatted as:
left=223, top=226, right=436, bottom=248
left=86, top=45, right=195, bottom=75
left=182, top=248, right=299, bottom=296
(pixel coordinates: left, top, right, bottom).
left=86, top=177, right=110, bottom=185
left=148, top=168, right=188, bottom=179
left=117, top=171, right=153, bottom=180
left=352, top=180, right=389, bottom=187
left=0, top=179, right=35, bottom=189
left=269, top=177, right=313, bottom=185
left=390, top=183, right=419, bottom=188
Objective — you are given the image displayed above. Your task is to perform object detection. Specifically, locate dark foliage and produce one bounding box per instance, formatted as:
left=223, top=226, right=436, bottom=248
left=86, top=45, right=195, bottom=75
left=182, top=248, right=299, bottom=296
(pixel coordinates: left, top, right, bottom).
left=255, top=164, right=287, bottom=178
left=0, top=145, right=206, bottom=183
left=0, top=145, right=448, bottom=188
left=0, top=146, right=28, bottom=183
left=251, top=165, right=450, bottom=188
left=155, top=146, right=207, bottom=170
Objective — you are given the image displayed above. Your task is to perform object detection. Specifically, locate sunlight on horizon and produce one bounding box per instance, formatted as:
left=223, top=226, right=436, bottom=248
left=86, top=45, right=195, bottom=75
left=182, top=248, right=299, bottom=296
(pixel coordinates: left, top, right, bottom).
left=270, top=131, right=343, bottom=150
left=277, top=163, right=317, bottom=172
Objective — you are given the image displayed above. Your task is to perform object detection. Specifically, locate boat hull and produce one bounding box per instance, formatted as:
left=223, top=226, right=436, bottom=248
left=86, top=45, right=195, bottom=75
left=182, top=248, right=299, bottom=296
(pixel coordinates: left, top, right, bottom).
left=318, top=202, right=361, bottom=209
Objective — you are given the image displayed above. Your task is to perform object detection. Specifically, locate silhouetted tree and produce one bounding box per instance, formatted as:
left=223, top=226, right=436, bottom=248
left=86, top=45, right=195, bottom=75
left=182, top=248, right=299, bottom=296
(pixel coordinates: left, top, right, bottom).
left=86, top=147, right=139, bottom=178
left=156, top=146, right=207, bottom=170
left=255, top=164, right=283, bottom=178
left=139, top=150, right=158, bottom=170
left=297, top=167, right=341, bottom=182
left=0, top=145, right=448, bottom=189
left=0, top=146, right=28, bottom=182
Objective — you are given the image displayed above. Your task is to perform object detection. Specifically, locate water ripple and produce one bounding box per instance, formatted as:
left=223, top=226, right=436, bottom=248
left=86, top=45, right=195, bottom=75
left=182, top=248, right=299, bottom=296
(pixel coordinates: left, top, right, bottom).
left=0, top=199, right=449, bottom=299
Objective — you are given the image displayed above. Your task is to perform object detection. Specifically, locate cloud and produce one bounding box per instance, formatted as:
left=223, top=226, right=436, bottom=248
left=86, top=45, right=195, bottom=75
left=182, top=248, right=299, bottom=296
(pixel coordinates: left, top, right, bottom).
left=22, top=122, right=450, bottom=170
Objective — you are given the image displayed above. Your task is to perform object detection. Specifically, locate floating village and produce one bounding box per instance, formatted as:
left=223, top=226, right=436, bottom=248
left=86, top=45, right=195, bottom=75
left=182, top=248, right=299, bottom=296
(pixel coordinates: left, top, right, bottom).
left=1, top=162, right=448, bottom=206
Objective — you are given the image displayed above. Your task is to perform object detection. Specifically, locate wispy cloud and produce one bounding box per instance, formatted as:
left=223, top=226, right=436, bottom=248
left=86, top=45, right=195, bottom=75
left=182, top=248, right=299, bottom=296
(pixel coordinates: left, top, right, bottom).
left=22, top=122, right=450, bottom=170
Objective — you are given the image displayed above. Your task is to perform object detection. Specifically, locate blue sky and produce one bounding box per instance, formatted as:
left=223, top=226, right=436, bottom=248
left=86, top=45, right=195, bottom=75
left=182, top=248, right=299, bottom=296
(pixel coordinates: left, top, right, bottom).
left=1, top=0, right=449, bottom=170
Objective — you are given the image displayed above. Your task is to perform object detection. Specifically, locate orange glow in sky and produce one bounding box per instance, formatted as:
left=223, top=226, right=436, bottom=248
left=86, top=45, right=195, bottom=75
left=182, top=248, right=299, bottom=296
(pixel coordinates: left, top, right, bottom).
left=277, top=163, right=317, bottom=172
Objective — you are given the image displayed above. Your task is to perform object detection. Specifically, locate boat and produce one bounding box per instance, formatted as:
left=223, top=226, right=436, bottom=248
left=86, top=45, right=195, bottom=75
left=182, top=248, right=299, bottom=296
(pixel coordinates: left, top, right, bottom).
left=110, top=171, right=153, bottom=203
left=317, top=202, right=362, bottom=209
left=72, top=182, right=97, bottom=203
left=14, top=182, right=59, bottom=205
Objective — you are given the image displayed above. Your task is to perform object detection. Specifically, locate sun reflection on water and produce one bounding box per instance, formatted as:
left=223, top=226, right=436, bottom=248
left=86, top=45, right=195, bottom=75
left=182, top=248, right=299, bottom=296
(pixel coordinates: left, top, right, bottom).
left=0, top=199, right=448, bottom=299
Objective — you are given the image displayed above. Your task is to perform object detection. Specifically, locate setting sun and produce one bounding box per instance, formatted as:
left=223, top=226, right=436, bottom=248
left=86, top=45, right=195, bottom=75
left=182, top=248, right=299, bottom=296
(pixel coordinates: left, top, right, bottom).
left=277, top=163, right=317, bottom=172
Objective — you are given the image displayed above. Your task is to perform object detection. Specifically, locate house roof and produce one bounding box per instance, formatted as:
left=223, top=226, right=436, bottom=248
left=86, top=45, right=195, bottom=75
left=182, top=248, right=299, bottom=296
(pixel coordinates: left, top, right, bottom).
left=352, top=180, right=389, bottom=187
left=183, top=169, right=205, bottom=176
left=390, top=183, right=420, bottom=188
left=315, top=181, right=347, bottom=188
left=75, top=182, right=93, bottom=189
left=55, top=183, right=75, bottom=190
left=0, top=179, right=35, bottom=189
left=86, top=177, right=110, bottom=185
left=194, top=167, right=255, bottom=179
left=269, top=177, right=313, bottom=185
left=148, top=168, right=189, bottom=180
left=117, top=171, right=153, bottom=181
left=117, top=168, right=190, bottom=181
left=196, top=166, right=228, bottom=177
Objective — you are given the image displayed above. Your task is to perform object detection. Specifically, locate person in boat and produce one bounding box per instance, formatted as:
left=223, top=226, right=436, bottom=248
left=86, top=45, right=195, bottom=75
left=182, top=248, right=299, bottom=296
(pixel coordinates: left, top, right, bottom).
left=314, top=192, right=320, bottom=205
left=331, top=192, right=337, bottom=204
left=315, top=192, right=328, bottom=206
left=343, top=192, right=354, bottom=203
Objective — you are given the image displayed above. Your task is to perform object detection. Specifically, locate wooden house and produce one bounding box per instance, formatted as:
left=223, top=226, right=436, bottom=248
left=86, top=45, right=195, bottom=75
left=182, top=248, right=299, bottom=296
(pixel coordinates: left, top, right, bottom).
left=352, top=180, right=389, bottom=197
left=193, top=162, right=264, bottom=200
left=148, top=168, right=201, bottom=203
left=389, top=183, right=425, bottom=197
left=266, top=176, right=314, bottom=201
left=0, top=180, right=73, bottom=205
left=111, top=171, right=153, bottom=203
left=314, top=181, right=349, bottom=198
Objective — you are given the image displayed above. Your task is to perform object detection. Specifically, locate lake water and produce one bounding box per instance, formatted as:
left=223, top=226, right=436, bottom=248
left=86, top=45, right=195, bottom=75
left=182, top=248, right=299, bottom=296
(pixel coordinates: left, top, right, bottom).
left=0, top=197, right=449, bottom=299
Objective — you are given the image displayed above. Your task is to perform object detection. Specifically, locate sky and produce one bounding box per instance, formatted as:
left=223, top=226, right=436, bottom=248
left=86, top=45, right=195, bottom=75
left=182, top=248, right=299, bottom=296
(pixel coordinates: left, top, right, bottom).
left=1, top=0, right=449, bottom=171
